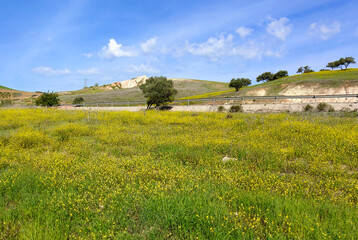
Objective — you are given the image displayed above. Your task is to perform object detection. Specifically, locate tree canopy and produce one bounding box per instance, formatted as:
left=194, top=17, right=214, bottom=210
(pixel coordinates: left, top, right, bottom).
left=257, top=70, right=288, bottom=82
left=35, top=92, right=60, bottom=107
left=256, top=72, right=274, bottom=82
left=229, top=78, right=251, bottom=91
left=139, top=76, right=177, bottom=108
left=326, top=57, right=356, bottom=70
left=297, top=66, right=314, bottom=73
left=273, top=70, right=288, bottom=79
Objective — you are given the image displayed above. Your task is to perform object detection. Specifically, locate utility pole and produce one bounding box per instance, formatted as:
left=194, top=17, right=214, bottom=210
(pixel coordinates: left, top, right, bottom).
left=84, top=78, right=87, bottom=88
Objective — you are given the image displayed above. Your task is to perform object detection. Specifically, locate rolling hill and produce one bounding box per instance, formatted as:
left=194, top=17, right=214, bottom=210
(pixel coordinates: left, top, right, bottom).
left=0, top=85, right=14, bottom=90
left=0, top=85, right=40, bottom=100
left=210, top=69, right=358, bottom=99
left=58, top=78, right=231, bottom=103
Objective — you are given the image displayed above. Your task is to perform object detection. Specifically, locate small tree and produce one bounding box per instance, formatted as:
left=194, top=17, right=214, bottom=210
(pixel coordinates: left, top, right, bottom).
left=327, top=57, right=356, bottom=70
left=139, top=76, right=177, bottom=108
left=303, top=66, right=314, bottom=73
left=256, top=72, right=274, bottom=82
left=326, top=61, right=339, bottom=70
left=229, top=78, right=251, bottom=91
left=35, top=92, right=60, bottom=107
left=273, top=70, right=288, bottom=80
left=339, top=57, right=356, bottom=70
left=297, top=67, right=303, bottom=74
left=73, top=97, right=84, bottom=105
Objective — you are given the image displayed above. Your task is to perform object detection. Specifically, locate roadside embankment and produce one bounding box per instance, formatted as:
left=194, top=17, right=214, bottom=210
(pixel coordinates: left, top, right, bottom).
left=60, top=102, right=358, bottom=113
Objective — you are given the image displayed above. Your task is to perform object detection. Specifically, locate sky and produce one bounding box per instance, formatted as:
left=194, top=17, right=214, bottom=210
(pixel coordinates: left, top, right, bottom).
left=0, top=0, right=357, bottom=92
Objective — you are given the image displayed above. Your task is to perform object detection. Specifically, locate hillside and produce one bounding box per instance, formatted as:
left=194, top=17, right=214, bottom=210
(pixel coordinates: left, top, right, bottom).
left=0, top=85, right=14, bottom=90
left=213, top=69, right=358, bottom=98
left=0, top=85, right=40, bottom=100
left=59, top=78, right=231, bottom=103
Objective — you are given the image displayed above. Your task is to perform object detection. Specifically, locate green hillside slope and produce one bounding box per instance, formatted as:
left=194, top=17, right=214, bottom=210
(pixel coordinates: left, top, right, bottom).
left=59, top=78, right=231, bottom=103
left=211, top=69, right=358, bottom=98
left=0, top=85, right=15, bottom=90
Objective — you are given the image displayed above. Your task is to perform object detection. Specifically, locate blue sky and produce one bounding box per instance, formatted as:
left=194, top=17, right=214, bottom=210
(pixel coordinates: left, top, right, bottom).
left=0, top=0, right=357, bottom=92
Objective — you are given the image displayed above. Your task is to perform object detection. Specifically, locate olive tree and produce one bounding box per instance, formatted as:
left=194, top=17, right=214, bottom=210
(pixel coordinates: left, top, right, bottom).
left=229, top=78, right=251, bottom=91
left=139, top=76, right=177, bottom=108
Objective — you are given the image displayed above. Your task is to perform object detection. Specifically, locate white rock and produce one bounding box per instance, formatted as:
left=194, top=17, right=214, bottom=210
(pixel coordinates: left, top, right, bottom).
left=110, top=75, right=148, bottom=89
left=222, top=156, right=237, bottom=162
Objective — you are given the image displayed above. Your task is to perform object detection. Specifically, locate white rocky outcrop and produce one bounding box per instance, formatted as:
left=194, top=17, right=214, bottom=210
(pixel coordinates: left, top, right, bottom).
left=109, top=76, right=148, bottom=89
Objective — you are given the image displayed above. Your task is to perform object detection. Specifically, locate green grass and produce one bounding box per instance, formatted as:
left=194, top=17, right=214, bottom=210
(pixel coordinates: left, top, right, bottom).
left=59, top=79, right=231, bottom=103
left=178, top=89, right=235, bottom=100
left=0, top=85, right=15, bottom=90
left=0, top=109, right=357, bottom=239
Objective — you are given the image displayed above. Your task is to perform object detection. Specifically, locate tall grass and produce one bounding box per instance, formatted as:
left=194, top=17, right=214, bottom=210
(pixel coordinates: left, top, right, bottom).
left=0, top=109, right=357, bottom=239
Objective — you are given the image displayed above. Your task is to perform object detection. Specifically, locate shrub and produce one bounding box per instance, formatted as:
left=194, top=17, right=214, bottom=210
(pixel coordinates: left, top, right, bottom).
left=317, top=103, right=333, bottom=112
left=156, top=105, right=173, bottom=111
left=73, top=97, right=84, bottom=105
left=226, top=113, right=233, bottom=119
left=0, top=99, right=12, bottom=107
left=304, top=104, right=313, bottom=112
left=217, top=106, right=225, bottom=112
left=229, top=105, right=243, bottom=113
left=35, top=92, right=60, bottom=107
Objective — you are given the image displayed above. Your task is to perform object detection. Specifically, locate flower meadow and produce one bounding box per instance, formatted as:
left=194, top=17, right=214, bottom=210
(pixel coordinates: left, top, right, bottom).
left=0, top=109, right=357, bottom=239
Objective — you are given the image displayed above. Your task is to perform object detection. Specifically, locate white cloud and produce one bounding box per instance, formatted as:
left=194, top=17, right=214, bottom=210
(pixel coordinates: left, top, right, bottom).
left=32, top=67, right=71, bottom=76
left=185, top=34, right=234, bottom=60
left=141, top=37, right=157, bottom=53
left=236, top=27, right=253, bottom=38
left=308, top=21, right=341, bottom=40
left=83, top=53, right=93, bottom=58
left=232, top=41, right=283, bottom=59
left=125, top=64, right=159, bottom=73
left=77, top=68, right=99, bottom=75
left=99, top=38, right=137, bottom=59
left=233, top=41, right=263, bottom=59
left=172, top=33, right=284, bottom=60
left=266, top=17, right=292, bottom=40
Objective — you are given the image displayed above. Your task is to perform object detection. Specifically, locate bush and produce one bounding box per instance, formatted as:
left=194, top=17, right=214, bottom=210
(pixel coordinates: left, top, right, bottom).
left=229, top=105, right=243, bottom=113
left=156, top=105, right=173, bottom=111
left=304, top=104, right=313, bottom=112
left=73, top=97, right=84, bottom=105
left=35, top=92, right=60, bottom=107
left=217, top=106, right=225, bottom=112
left=226, top=113, right=233, bottom=119
left=317, top=103, right=333, bottom=112
left=0, top=99, right=12, bottom=107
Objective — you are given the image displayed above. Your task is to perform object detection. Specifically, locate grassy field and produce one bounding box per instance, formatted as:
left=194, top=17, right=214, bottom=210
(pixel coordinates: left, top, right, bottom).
left=0, top=109, right=358, bottom=239
left=59, top=79, right=230, bottom=103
